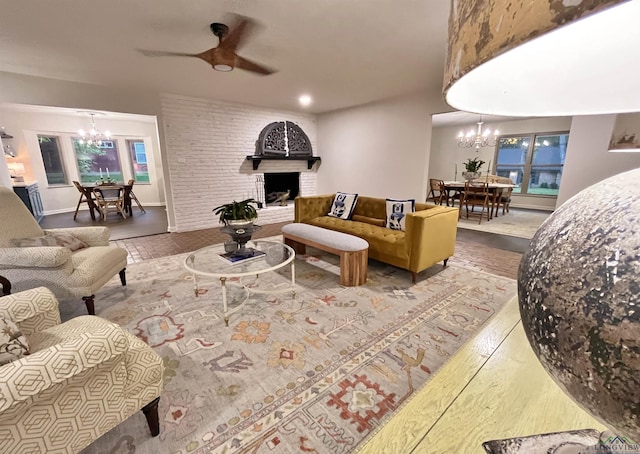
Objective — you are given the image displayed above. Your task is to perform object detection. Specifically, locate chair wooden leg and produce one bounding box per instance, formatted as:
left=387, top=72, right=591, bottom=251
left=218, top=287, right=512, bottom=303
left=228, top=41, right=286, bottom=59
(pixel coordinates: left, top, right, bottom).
left=131, top=193, right=146, bottom=213
left=74, top=195, right=84, bottom=221
left=82, top=295, right=95, bottom=315
left=119, top=268, right=127, bottom=286
left=411, top=271, right=417, bottom=284
left=0, top=275, right=11, bottom=296
left=443, top=258, right=448, bottom=267
left=142, top=397, right=161, bottom=437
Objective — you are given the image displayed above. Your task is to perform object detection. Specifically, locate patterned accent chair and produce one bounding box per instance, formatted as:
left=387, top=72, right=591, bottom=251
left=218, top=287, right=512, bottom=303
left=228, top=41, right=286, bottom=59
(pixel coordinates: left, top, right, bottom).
left=0, top=287, right=164, bottom=453
left=0, top=186, right=128, bottom=315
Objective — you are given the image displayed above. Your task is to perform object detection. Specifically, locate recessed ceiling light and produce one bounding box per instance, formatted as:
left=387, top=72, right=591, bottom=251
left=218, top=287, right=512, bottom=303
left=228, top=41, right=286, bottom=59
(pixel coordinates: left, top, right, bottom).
left=298, top=95, right=312, bottom=107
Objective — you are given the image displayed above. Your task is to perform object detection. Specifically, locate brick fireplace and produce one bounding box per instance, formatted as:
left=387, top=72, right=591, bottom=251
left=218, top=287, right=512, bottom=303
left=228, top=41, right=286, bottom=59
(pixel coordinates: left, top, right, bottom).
left=161, top=94, right=318, bottom=232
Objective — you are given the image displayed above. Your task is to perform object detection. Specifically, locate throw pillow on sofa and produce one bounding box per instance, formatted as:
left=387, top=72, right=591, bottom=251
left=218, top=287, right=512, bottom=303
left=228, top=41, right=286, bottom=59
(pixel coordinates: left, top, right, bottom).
left=386, top=198, right=415, bottom=231
left=327, top=192, right=358, bottom=220
left=0, top=317, right=30, bottom=366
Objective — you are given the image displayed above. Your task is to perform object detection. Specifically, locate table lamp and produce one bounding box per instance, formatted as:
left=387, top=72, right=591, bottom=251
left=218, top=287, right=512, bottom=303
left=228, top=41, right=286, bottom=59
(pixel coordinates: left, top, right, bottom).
left=6, top=162, right=25, bottom=182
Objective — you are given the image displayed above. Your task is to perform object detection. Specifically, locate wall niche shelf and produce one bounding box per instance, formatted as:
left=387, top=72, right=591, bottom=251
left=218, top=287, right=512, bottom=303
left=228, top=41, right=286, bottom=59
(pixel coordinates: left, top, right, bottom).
left=246, top=155, right=321, bottom=170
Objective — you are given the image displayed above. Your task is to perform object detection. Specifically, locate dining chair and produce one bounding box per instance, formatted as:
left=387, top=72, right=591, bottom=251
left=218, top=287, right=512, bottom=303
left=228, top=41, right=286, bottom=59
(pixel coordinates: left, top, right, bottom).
left=93, top=187, right=127, bottom=221
left=426, top=178, right=444, bottom=205
left=72, top=181, right=95, bottom=220
left=439, top=180, right=462, bottom=207
left=496, top=186, right=513, bottom=216
left=127, top=179, right=146, bottom=213
left=459, top=181, right=491, bottom=224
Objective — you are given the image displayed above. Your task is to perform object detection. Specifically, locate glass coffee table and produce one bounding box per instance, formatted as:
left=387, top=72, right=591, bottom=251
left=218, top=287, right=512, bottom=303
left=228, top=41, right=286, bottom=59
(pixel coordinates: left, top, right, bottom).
left=184, top=240, right=296, bottom=326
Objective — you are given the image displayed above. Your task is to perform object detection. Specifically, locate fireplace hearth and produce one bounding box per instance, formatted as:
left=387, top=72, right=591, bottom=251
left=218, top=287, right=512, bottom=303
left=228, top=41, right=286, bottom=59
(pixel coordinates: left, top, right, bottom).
left=264, top=172, right=299, bottom=207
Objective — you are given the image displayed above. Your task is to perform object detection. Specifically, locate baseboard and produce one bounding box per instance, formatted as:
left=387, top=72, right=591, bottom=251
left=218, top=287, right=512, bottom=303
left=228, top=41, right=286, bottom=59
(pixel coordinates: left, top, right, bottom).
left=509, top=203, right=554, bottom=212
left=43, top=203, right=166, bottom=216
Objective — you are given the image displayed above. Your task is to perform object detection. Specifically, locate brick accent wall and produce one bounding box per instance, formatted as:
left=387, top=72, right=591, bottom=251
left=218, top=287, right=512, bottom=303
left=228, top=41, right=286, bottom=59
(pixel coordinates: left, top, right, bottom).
left=161, top=94, right=318, bottom=232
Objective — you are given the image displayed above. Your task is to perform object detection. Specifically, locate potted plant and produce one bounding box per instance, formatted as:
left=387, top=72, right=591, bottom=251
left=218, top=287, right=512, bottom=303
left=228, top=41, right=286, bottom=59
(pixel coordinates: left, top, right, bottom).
left=212, top=198, right=259, bottom=226
left=212, top=198, right=260, bottom=255
left=462, top=157, right=485, bottom=181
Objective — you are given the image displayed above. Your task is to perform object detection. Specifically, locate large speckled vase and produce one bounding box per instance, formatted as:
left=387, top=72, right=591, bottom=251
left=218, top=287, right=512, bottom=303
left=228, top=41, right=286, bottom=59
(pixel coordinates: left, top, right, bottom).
left=518, top=168, right=640, bottom=441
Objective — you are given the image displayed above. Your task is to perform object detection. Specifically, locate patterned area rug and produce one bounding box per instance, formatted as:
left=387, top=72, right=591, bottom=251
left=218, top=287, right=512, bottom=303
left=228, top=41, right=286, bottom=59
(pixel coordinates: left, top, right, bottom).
left=67, top=244, right=516, bottom=453
left=457, top=207, right=551, bottom=239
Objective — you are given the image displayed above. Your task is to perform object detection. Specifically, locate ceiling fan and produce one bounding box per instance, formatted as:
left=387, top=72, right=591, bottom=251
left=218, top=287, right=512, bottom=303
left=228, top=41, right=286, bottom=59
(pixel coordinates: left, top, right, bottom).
left=138, top=16, right=276, bottom=75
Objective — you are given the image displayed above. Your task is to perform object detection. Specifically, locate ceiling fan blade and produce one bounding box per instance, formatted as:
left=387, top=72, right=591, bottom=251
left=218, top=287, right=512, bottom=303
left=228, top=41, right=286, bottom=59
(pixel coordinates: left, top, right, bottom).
left=219, top=17, right=255, bottom=52
left=235, top=56, right=277, bottom=75
left=137, top=49, right=199, bottom=58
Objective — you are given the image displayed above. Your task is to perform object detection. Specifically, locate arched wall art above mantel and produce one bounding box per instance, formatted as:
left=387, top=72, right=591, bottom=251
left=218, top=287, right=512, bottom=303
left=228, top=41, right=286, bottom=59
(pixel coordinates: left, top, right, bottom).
left=246, top=121, right=321, bottom=170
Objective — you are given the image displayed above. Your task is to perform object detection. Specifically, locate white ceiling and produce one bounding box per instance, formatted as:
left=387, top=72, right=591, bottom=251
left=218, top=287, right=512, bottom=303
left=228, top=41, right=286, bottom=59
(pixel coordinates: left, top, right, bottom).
left=0, top=0, right=451, bottom=115
left=431, top=111, right=525, bottom=128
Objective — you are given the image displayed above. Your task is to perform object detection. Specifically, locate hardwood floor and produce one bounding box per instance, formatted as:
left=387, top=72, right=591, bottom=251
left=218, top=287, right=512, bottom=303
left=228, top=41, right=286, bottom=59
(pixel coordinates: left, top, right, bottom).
left=40, top=206, right=168, bottom=240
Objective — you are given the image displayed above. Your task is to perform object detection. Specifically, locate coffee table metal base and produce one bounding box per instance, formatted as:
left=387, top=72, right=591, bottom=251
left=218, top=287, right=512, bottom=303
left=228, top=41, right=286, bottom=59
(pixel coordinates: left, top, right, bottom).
left=191, top=262, right=296, bottom=326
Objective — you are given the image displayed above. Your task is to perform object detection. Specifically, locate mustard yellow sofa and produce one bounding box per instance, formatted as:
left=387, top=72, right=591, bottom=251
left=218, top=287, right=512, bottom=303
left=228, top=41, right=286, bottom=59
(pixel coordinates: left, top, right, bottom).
left=294, top=195, right=459, bottom=282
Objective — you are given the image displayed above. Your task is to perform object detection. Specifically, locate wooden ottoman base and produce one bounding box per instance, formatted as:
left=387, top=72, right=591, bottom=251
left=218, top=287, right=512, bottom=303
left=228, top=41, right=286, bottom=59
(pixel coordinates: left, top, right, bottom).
left=282, top=224, right=368, bottom=287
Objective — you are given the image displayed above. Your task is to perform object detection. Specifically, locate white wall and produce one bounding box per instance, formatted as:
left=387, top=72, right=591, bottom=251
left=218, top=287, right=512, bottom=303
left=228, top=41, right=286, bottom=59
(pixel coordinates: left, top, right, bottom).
left=160, top=94, right=318, bottom=232
left=557, top=114, right=640, bottom=206
left=430, top=116, right=573, bottom=210
left=0, top=136, right=12, bottom=188
left=317, top=91, right=446, bottom=201
left=0, top=110, right=165, bottom=215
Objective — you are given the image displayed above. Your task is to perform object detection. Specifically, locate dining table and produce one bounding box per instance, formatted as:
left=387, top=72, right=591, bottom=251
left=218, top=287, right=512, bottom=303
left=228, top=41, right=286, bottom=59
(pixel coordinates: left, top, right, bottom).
left=81, top=183, right=133, bottom=220
left=442, top=180, right=516, bottom=219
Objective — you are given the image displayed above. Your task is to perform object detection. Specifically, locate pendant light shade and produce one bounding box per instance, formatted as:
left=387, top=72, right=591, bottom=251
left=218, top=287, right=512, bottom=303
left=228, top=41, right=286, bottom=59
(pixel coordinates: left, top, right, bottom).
left=608, top=112, right=640, bottom=152
left=443, top=0, right=637, bottom=116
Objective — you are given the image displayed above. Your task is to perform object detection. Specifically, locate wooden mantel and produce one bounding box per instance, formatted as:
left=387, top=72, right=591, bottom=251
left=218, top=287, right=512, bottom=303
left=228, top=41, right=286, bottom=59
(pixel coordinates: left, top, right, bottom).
left=245, top=155, right=321, bottom=170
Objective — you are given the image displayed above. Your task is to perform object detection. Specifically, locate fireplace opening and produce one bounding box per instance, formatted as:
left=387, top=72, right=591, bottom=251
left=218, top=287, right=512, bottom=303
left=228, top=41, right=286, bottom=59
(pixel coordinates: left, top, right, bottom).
left=264, top=172, right=299, bottom=206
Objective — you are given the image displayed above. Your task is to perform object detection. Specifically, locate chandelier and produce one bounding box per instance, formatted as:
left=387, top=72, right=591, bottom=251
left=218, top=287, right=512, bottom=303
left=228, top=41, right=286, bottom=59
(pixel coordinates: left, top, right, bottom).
left=78, top=113, right=111, bottom=146
left=457, top=116, right=499, bottom=150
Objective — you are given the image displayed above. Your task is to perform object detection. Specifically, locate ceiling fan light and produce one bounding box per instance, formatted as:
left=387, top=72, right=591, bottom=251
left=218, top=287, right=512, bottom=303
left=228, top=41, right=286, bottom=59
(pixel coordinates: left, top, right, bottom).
left=214, top=64, right=233, bottom=72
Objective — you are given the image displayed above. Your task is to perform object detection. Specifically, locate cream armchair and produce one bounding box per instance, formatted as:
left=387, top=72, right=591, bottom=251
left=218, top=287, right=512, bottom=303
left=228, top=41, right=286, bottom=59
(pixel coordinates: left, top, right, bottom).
left=0, top=186, right=128, bottom=315
left=0, top=287, right=164, bottom=453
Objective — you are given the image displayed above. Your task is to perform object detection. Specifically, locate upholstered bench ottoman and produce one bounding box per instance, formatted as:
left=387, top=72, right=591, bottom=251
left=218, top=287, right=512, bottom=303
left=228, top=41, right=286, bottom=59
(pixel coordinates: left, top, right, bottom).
left=282, top=223, right=369, bottom=286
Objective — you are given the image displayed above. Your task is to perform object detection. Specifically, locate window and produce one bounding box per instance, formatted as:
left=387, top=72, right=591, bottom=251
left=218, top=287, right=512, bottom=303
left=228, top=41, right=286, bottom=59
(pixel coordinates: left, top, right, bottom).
left=126, top=140, right=149, bottom=183
left=72, top=138, right=123, bottom=184
left=38, top=135, right=68, bottom=185
left=495, top=132, right=569, bottom=196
